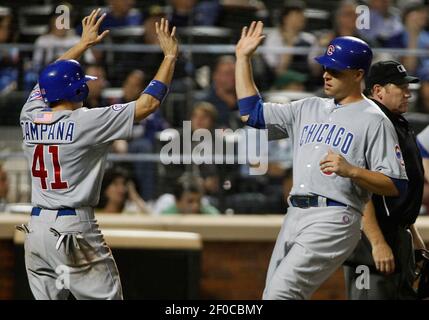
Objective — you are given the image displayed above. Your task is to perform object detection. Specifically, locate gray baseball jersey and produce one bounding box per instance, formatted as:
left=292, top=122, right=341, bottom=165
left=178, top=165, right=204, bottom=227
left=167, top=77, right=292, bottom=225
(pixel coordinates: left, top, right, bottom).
left=417, top=125, right=429, bottom=158
left=263, top=95, right=407, bottom=212
left=20, top=84, right=136, bottom=209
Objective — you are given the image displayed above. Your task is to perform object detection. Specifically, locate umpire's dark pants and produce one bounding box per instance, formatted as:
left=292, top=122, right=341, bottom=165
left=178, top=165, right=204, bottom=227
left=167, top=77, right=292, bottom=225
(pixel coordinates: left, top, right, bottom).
left=343, top=227, right=417, bottom=300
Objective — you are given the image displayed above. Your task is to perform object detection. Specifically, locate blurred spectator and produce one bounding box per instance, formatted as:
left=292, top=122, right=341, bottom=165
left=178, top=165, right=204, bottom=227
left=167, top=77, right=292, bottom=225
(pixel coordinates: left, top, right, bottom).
left=160, top=173, right=220, bottom=215
left=0, top=163, right=9, bottom=211
left=0, top=7, right=13, bottom=42
left=189, top=102, right=221, bottom=197
left=358, top=0, right=404, bottom=47
left=262, top=0, right=315, bottom=79
left=238, top=135, right=294, bottom=214
left=85, top=64, right=108, bottom=108
left=0, top=7, right=20, bottom=94
left=159, top=101, right=223, bottom=204
left=387, top=2, right=429, bottom=78
left=333, top=0, right=360, bottom=38
left=130, top=108, right=169, bottom=149
left=114, top=69, right=169, bottom=200
left=96, top=166, right=150, bottom=214
left=416, top=75, right=429, bottom=113
left=120, top=69, right=169, bottom=143
left=122, top=69, right=145, bottom=102
left=188, top=101, right=241, bottom=204
left=272, top=70, right=308, bottom=91
left=190, top=101, right=218, bottom=132
left=144, top=6, right=166, bottom=46
left=198, top=55, right=240, bottom=129
left=102, top=0, right=142, bottom=30
left=76, top=0, right=142, bottom=34
left=168, top=0, right=220, bottom=27
left=267, top=138, right=293, bottom=178
left=110, top=69, right=147, bottom=123
left=127, top=7, right=168, bottom=81
left=122, top=6, right=187, bottom=85
left=222, top=0, right=265, bottom=8
left=33, top=12, right=95, bottom=70
left=266, top=168, right=293, bottom=214
left=308, top=0, right=376, bottom=86
left=75, top=1, right=142, bottom=76
left=313, top=0, right=372, bottom=48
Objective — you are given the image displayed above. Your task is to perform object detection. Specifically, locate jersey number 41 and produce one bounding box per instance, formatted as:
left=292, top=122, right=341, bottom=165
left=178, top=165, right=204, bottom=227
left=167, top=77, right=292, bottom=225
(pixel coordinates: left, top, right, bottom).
left=32, top=144, right=68, bottom=190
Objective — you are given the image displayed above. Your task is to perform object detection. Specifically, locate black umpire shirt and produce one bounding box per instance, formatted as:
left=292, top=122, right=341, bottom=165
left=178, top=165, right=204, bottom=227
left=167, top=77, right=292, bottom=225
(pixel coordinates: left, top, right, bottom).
left=370, top=99, right=424, bottom=252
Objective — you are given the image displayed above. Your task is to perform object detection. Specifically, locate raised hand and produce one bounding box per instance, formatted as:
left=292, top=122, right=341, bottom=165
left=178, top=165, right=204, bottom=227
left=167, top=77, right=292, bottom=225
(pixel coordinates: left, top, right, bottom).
left=155, top=18, right=179, bottom=59
left=81, top=8, right=110, bottom=47
left=235, top=21, right=265, bottom=58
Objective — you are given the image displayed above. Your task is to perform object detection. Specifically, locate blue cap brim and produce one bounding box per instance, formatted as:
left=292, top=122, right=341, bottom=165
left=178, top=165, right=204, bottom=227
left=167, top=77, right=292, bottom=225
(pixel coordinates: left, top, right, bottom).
left=314, top=55, right=347, bottom=71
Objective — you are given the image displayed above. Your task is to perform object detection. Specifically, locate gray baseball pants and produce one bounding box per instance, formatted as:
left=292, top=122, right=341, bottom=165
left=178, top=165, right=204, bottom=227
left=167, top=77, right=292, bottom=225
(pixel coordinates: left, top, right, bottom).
left=263, top=205, right=362, bottom=300
left=19, top=207, right=122, bottom=300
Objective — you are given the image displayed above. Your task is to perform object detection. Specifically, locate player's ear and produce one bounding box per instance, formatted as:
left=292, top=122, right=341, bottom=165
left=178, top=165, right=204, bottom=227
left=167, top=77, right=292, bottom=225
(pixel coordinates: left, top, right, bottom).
left=356, top=69, right=365, bottom=82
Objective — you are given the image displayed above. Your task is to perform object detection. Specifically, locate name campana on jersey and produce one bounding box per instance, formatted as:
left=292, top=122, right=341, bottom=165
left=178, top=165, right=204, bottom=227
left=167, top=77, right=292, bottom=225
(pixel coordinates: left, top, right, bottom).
left=300, top=122, right=354, bottom=154
left=21, top=120, right=75, bottom=142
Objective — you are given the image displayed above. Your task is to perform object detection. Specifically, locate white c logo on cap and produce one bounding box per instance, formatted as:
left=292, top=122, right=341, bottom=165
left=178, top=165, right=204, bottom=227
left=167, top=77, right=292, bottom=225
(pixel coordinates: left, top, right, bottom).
left=327, top=45, right=335, bottom=56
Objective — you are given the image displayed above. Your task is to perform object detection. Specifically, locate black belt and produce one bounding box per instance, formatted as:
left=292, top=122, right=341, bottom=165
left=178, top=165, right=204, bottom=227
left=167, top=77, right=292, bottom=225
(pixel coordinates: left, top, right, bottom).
left=289, top=195, right=346, bottom=208
left=31, top=207, right=76, bottom=216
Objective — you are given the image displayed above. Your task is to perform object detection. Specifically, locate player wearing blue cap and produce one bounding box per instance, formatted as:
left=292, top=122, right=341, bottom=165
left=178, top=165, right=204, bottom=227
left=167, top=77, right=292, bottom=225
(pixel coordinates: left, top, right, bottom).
left=235, top=21, right=408, bottom=299
left=19, top=9, right=178, bottom=299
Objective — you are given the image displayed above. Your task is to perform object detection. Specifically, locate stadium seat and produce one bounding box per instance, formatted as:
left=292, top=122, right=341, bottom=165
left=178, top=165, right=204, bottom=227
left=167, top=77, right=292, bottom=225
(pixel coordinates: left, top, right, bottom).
left=18, top=5, right=52, bottom=42
left=218, top=4, right=268, bottom=33
left=224, top=192, right=268, bottom=214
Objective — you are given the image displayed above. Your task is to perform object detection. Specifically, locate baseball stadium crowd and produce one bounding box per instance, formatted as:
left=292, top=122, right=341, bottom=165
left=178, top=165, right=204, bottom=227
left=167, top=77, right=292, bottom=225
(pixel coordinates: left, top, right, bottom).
left=2, top=0, right=429, bottom=215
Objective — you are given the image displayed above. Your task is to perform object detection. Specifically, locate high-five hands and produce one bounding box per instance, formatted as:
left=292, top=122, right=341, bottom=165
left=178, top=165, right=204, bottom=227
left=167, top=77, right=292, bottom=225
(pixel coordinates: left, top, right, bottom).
left=81, top=8, right=110, bottom=47
left=155, top=18, right=179, bottom=59
left=235, top=21, right=266, bottom=58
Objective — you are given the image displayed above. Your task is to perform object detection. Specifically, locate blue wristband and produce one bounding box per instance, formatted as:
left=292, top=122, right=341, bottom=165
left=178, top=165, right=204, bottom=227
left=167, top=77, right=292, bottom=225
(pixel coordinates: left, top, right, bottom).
left=143, top=80, right=169, bottom=102
left=238, top=94, right=262, bottom=116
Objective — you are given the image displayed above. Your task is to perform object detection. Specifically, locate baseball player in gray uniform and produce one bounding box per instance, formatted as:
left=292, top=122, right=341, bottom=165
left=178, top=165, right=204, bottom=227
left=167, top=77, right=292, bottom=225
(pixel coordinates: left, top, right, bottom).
left=235, top=21, right=408, bottom=299
left=19, top=10, right=179, bottom=299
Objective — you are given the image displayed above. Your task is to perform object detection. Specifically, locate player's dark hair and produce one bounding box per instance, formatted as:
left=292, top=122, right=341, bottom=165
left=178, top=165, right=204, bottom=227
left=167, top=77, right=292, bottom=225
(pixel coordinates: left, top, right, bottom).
left=50, top=101, right=63, bottom=108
